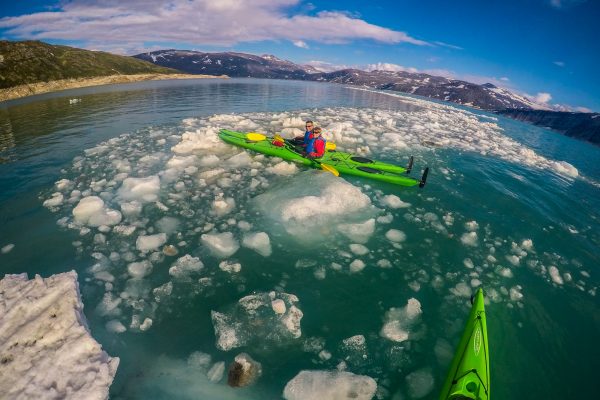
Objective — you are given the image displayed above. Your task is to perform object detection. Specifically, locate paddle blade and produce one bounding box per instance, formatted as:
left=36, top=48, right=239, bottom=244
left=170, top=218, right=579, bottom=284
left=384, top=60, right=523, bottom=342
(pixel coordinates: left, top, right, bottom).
left=246, top=132, right=267, bottom=141
left=325, top=142, right=337, bottom=150
left=321, top=163, right=339, bottom=177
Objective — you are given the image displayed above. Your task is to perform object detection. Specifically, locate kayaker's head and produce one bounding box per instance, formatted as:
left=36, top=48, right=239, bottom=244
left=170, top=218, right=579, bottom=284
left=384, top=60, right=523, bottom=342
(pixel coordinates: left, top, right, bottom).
left=305, top=120, right=314, bottom=132
left=313, top=127, right=322, bottom=137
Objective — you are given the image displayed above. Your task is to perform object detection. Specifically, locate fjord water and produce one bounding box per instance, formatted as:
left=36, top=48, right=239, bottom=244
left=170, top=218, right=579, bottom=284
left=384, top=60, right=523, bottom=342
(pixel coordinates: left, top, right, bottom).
left=1, top=79, right=598, bottom=399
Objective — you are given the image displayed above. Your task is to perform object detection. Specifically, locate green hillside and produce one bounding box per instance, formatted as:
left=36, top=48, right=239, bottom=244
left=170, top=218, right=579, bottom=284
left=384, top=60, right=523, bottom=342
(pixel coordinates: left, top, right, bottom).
left=0, top=40, right=180, bottom=89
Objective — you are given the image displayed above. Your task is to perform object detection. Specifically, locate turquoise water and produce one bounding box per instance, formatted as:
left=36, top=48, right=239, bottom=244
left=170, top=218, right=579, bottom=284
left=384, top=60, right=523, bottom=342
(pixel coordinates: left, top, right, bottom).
left=0, top=78, right=598, bottom=399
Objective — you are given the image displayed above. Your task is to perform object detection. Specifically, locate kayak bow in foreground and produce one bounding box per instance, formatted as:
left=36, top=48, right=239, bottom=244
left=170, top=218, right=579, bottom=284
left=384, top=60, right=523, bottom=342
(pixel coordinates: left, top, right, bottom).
left=439, top=288, right=490, bottom=400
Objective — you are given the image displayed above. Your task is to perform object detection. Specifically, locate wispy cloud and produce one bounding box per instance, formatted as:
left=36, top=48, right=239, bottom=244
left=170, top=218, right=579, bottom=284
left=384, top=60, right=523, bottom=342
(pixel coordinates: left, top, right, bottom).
left=534, top=92, right=552, bottom=104
left=365, top=63, right=418, bottom=73
left=553, top=61, right=565, bottom=67
left=0, top=0, right=429, bottom=54
left=433, top=41, right=463, bottom=50
left=549, top=0, right=586, bottom=9
left=293, top=40, right=309, bottom=49
left=304, top=60, right=352, bottom=72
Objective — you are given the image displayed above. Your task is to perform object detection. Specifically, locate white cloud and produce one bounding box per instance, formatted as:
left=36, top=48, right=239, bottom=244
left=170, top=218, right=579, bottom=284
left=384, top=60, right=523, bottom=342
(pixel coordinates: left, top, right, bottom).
left=500, top=77, right=510, bottom=81
left=553, top=61, right=565, bottom=67
left=549, top=0, right=586, bottom=9
left=293, top=40, right=309, bottom=49
left=0, top=0, right=429, bottom=53
left=433, top=41, right=463, bottom=50
left=534, top=92, right=552, bottom=104
left=304, top=60, right=352, bottom=72
left=574, top=106, right=592, bottom=113
left=365, top=63, right=418, bottom=73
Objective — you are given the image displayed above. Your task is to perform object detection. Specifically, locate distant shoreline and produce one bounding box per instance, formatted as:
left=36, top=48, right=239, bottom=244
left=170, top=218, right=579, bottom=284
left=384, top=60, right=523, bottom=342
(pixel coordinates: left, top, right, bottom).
left=0, top=73, right=228, bottom=102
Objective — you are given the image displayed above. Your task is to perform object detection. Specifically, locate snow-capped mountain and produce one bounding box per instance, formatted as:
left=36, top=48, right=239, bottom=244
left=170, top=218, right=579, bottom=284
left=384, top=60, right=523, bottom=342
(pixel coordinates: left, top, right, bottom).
left=133, top=50, right=547, bottom=111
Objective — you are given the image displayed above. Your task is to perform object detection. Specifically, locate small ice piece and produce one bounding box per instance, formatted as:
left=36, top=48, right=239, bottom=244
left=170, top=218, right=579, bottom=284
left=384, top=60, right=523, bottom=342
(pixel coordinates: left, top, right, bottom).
left=0, top=272, right=119, bottom=399
left=1, top=244, right=15, bottom=254
left=319, top=350, right=332, bottom=360
left=510, top=286, right=524, bottom=301
left=120, top=201, right=142, bottom=218
left=450, top=282, right=472, bottom=298
left=117, top=176, right=161, bottom=203
left=463, top=258, right=474, bottom=269
left=211, top=292, right=303, bottom=351
left=385, top=229, right=406, bottom=243
left=497, top=267, right=513, bottom=278
left=521, top=239, right=533, bottom=251
left=43, top=192, right=64, bottom=208
left=272, top=299, right=286, bottom=314
left=127, top=261, right=153, bottom=279
left=471, top=279, right=482, bottom=287
left=443, top=213, right=454, bottom=226
left=212, top=197, right=235, bottom=216
left=405, top=368, right=435, bottom=399
left=237, top=220, right=252, bottom=231
left=267, top=161, right=298, bottom=175
left=337, top=219, right=375, bottom=244
left=465, top=221, right=479, bottom=231
left=156, top=217, right=180, bottom=234
left=349, top=259, right=366, bottom=273
left=548, top=266, right=564, bottom=285
left=169, top=255, right=204, bottom=279
left=219, top=260, right=242, bottom=273
left=381, top=194, right=411, bottom=209
left=106, top=320, right=126, bottom=333
left=140, top=318, right=153, bottom=331
left=349, top=244, right=369, bottom=256
left=207, top=361, right=225, bottom=383
left=227, top=352, right=262, bottom=387
left=242, top=232, right=272, bottom=257
left=380, top=298, right=422, bottom=342
left=377, top=259, right=392, bottom=268
left=136, top=233, right=167, bottom=252
left=283, top=370, right=377, bottom=400
left=505, top=255, right=520, bottom=266
left=377, top=214, right=393, bottom=224
left=201, top=232, right=240, bottom=258
left=460, top=232, right=478, bottom=247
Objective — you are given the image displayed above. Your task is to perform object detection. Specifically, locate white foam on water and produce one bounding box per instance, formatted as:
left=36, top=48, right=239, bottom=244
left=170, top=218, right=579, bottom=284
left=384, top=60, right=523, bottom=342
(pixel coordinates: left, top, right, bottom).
left=283, top=370, right=377, bottom=400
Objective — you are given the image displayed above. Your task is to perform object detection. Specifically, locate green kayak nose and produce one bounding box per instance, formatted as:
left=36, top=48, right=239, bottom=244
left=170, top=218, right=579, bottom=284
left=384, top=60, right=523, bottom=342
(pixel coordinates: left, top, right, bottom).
left=439, top=288, right=490, bottom=400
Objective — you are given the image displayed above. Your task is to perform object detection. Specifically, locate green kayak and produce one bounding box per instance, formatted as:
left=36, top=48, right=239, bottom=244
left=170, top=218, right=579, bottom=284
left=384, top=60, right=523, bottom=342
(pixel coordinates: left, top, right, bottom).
left=219, top=129, right=428, bottom=187
left=439, top=288, right=490, bottom=400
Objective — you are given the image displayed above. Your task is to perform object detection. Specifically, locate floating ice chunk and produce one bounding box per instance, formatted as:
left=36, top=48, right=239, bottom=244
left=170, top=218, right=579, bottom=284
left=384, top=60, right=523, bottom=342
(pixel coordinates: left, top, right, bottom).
left=136, top=233, right=167, bottom=252
left=283, top=370, right=377, bottom=400
left=118, top=176, right=160, bottom=203
left=96, top=292, right=122, bottom=317
left=377, top=259, right=392, bottom=268
left=463, top=258, right=474, bottom=269
left=55, top=178, right=72, bottom=190
left=349, top=244, right=369, bottom=256
left=0, top=272, right=119, bottom=399
left=169, top=255, right=204, bottom=279
left=319, top=350, right=332, bottom=361
left=337, top=219, right=375, bottom=244
left=225, top=152, right=253, bottom=168
left=267, top=161, right=298, bottom=176
left=237, top=220, right=252, bottom=231
left=521, top=239, right=533, bottom=251
left=450, top=282, right=472, bottom=298
left=381, top=194, right=411, bottom=209
left=73, top=196, right=122, bottom=227
left=43, top=192, right=64, bottom=207
left=212, top=197, right=236, bottom=216
left=272, top=299, right=286, bottom=314
left=127, top=261, right=153, bottom=279
left=548, top=266, right=564, bottom=285
left=505, top=255, right=520, bottom=266
left=380, top=298, right=422, bottom=342
left=208, top=361, right=225, bottom=383
left=377, top=214, right=393, bottom=224
left=140, top=318, right=153, bottom=331
left=219, top=260, right=241, bottom=273
left=198, top=154, right=221, bottom=167
left=156, top=217, right=180, bottom=234
left=201, top=232, right=239, bottom=258
left=211, top=292, right=303, bottom=351
left=1, top=244, right=15, bottom=254
left=443, top=213, right=454, bottom=226
left=242, top=232, right=272, bottom=257
left=106, top=319, right=126, bottom=333
left=460, top=232, right=478, bottom=247
left=405, top=368, right=435, bottom=399
left=227, top=353, right=262, bottom=387
left=385, top=229, right=406, bottom=243
left=349, top=259, right=366, bottom=273
left=465, top=221, right=479, bottom=231
left=510, top=285, right=524, bottom=301
left=120, top=201, right=142, bottom=218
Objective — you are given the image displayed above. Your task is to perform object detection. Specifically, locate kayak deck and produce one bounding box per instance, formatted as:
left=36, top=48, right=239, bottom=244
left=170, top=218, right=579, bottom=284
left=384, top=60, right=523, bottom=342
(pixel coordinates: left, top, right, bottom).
left=439, top=288, right=490, bottom=400
left=219, top=129, right=427, bottom=187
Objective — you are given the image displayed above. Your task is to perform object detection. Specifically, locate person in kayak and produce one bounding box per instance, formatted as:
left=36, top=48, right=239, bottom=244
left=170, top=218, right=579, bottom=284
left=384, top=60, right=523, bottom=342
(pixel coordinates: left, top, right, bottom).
left=291, top=120, right=314, bottom=146
left=305, top=127, right=326, bottom=158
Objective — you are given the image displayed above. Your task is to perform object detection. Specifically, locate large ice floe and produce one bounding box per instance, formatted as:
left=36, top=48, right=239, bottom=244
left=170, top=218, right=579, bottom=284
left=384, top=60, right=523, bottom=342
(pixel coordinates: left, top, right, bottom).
left=0, top=271, right=118, bottom=399
left=283, top=370, right=377, bottom=400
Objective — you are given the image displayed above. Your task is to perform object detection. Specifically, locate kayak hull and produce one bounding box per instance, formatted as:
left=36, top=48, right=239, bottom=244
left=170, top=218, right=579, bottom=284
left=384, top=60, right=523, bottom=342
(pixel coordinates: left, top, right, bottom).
left=219, top=130, right=422, bottom=187
left=439, top=288, right=490, bottom=400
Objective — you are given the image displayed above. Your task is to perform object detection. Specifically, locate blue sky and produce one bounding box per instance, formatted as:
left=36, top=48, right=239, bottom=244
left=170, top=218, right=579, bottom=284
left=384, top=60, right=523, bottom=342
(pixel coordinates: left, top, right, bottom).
left=1, top=0, right=598, bottom=111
